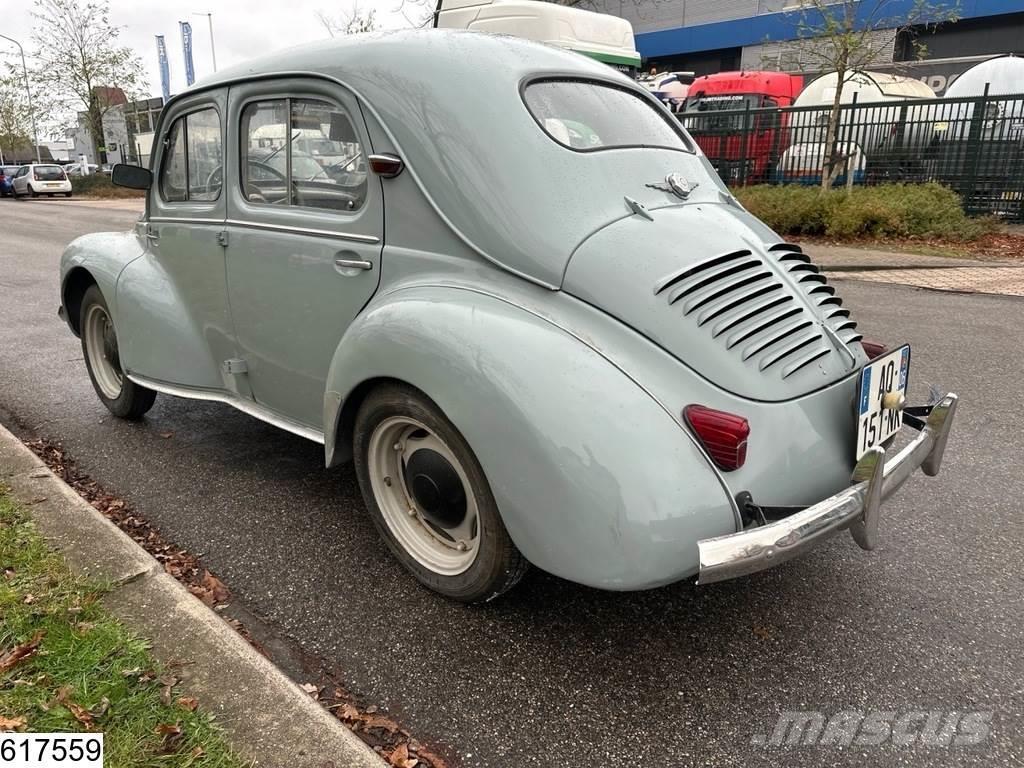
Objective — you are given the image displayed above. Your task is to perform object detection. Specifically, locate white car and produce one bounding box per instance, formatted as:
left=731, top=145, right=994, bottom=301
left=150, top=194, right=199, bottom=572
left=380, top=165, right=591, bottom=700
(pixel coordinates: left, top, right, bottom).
left=11, top=164, right=73, bottom=198
left=64, top=162, right=100, bottom=176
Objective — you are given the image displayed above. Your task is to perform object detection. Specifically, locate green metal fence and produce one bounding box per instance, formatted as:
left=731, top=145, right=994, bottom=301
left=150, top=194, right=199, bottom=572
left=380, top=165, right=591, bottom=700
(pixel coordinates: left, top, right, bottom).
left=679, top=89, right=1024, bottom=220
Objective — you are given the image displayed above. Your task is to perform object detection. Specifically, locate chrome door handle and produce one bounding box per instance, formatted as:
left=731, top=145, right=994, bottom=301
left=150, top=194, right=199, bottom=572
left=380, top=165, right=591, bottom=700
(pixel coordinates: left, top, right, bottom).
left=334, top=258, right=372, bottom=271
left=146, top=229, right=159, bottom=243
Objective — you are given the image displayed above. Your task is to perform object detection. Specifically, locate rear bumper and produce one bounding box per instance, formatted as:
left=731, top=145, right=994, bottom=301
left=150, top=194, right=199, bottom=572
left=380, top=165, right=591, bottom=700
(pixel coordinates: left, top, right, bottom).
left=696, top=394, right=959, bottom=584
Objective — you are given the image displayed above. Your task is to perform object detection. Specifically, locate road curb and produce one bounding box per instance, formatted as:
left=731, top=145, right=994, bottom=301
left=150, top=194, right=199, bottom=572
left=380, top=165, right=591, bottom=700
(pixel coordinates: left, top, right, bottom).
left=0, top=422, right=384, bottom=768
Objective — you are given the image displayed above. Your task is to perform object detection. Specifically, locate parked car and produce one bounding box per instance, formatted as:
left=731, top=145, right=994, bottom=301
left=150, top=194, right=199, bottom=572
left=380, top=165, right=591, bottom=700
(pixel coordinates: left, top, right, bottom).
left=64, top=162, right=100, bottom=176
left=58, top=30, right=959, bottom=602
left=0, top=165, right=19, bottom=196
left=12, top=163, right=73, bottom=198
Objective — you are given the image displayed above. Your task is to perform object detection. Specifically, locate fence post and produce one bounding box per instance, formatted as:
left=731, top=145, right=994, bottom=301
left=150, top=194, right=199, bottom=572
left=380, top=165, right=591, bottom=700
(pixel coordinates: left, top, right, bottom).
left=962, top=83, right=990, bottom=215
left=739, top=101, right=751, bottom=186
left=842, top=91, right=858, bottom=191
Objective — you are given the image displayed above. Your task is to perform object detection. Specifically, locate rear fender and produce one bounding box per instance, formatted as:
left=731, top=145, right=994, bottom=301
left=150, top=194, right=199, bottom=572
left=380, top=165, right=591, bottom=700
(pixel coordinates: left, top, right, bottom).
left=323, top=286, right=737, bottom=590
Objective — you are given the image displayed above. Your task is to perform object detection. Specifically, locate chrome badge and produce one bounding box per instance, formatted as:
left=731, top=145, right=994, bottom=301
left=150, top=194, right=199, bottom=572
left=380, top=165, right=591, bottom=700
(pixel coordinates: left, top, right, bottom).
left=647, top=172, right=698, bottom=200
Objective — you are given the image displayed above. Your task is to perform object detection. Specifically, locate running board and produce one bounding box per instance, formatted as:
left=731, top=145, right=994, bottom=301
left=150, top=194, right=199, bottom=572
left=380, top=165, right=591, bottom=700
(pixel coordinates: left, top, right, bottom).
left=126, top=374, right=325, bottom=445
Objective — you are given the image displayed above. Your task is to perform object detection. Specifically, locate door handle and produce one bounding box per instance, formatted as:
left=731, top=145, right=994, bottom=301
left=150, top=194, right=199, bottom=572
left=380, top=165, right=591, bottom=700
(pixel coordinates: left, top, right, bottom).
left=334, top=257, right=372, bottom=271
left=146, top=227, right=159, bottom=243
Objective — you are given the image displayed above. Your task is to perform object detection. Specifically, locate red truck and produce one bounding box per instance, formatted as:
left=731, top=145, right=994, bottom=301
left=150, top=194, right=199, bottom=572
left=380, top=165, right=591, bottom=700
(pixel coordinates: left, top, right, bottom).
left=681, top=71, right=804, bottom=185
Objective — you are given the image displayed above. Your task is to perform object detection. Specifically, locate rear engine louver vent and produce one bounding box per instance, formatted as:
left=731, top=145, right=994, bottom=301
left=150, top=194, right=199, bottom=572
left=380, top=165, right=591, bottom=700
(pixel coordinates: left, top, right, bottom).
left=655, top=243, right=861, bottom=380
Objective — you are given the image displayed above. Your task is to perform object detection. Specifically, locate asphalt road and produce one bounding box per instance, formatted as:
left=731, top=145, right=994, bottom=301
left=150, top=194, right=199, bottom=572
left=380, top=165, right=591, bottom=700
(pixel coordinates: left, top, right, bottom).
left=1, top=198, right=1021, bottom=767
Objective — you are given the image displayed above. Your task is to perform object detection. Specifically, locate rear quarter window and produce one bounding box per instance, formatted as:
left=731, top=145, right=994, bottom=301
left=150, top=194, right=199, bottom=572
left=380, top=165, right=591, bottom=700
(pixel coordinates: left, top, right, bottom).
left=523, top=79, right=692, bottom=153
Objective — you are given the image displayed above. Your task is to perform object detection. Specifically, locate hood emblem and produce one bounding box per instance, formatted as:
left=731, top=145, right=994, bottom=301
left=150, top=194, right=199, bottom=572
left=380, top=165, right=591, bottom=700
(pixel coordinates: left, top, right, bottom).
left=647, top=173, right=698, bottom=200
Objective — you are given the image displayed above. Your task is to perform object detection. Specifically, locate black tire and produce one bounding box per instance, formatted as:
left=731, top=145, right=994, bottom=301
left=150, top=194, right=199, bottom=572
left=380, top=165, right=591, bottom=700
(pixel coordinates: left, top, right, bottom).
left=65, top=192, right=73, bottom=198
left=29, top=185, right=39, bottom=198
left=79, top=285, right=157, bottom=420
left=353, top=383, right=528, bottom=603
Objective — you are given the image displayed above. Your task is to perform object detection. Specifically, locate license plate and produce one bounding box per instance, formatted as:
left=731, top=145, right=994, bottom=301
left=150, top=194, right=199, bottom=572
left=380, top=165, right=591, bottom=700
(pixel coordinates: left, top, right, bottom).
left=46, top=182, right=60, bottom=187
left=856, top=345, right=911, bottom=459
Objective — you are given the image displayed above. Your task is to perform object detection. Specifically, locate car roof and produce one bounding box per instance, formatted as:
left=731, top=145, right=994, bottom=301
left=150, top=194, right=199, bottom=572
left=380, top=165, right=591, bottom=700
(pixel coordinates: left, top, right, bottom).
left=177, top=29, right=648, bottom=287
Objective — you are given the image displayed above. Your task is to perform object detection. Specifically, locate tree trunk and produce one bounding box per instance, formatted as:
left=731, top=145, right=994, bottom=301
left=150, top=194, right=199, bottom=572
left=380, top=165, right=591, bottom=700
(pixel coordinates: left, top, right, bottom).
left=821, top=59, right=848, bottom=193
left=86, top=91, right=104, bottom=165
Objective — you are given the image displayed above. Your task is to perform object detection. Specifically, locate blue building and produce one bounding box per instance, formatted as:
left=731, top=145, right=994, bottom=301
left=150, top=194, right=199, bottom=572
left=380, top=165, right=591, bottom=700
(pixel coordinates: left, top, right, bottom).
left=595, top=0, right=1024, bottom=93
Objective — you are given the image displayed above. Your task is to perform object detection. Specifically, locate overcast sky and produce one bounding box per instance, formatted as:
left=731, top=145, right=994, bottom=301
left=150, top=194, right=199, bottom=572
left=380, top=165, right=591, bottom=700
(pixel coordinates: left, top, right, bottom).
left=2, top=0, right=430, bottom=100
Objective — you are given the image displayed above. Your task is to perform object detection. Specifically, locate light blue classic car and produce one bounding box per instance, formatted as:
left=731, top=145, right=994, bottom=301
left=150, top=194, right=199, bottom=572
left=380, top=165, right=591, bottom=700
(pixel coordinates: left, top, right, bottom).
left=58, top=30, right=958, bottom=602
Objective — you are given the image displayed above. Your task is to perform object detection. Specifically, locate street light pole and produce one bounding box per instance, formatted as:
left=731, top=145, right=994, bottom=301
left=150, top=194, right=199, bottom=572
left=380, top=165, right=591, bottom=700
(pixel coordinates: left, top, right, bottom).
left=0, top=33, right=42, bottom=164
left=193, top=12, right=217, bottom=72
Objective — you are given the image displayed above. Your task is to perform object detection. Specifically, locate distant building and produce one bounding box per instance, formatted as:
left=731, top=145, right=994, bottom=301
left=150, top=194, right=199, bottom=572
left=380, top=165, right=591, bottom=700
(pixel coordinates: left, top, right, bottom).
left=71, top=88, right=164, bottom=166
left=595, top=0, right=1024, bottom=94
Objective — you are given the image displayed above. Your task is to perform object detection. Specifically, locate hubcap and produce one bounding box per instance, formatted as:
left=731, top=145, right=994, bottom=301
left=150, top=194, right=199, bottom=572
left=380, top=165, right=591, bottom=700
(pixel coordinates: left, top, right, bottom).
left=84, top=304, right=124, bottom=400
left=368, top=417, right=480, bottom=575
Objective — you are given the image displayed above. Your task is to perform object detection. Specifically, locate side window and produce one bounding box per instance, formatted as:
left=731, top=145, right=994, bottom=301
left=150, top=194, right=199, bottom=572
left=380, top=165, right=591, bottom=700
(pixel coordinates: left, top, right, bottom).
left=187, top=109, right=223, bottom=201
left=241, top=96, right=366, bottom=212
left=159, top=107, right=222, bottom=204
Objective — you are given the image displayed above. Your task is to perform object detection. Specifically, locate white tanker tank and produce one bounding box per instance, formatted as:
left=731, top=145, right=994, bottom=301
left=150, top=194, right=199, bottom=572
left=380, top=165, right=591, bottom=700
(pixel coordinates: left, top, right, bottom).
left=779, top=70, right=937, bottom=184
left=927, top=56, right=1024, bottom=215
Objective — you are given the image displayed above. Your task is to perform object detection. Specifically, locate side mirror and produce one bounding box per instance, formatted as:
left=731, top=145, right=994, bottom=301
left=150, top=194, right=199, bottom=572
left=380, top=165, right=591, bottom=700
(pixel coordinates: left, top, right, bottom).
left=111, top=163, right=152, bottom=190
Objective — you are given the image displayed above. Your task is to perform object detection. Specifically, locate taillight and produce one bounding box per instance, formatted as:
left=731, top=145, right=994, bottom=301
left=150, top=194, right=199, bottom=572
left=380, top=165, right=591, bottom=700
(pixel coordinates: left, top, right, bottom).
left=861, top=339, right=888, bottom=360
left=368, top=153, right=404, bottom=178
left=684, top=405, right=750, bottom=472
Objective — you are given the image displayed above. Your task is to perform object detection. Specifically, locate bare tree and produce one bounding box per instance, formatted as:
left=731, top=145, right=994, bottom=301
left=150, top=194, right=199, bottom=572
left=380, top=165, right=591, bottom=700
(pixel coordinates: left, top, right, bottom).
left=28, top=0, right=146, bottom=164
left=786, top=0, right=959, bottom=191
left=316, top=4, right=380, bottom=37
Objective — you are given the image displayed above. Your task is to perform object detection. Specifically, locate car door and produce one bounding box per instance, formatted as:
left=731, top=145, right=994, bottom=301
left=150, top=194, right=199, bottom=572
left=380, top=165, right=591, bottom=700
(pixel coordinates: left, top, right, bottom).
left=115, top=91, right=239, bottom=393
left=224, top=79, right=383, bottom=429
left=13, top=166, right=28, bottom=194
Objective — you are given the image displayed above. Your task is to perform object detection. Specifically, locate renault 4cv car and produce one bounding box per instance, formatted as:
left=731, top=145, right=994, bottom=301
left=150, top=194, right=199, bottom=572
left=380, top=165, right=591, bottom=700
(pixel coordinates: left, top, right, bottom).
left=58, top=30, right=958, bottom=602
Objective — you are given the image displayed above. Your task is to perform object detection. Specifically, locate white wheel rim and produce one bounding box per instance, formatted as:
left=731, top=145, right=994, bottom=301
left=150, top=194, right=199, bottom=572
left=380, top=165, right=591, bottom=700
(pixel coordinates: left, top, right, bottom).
left=83, top=304, right=123, bottom=399
left=368, top=416, right=480, bottom=576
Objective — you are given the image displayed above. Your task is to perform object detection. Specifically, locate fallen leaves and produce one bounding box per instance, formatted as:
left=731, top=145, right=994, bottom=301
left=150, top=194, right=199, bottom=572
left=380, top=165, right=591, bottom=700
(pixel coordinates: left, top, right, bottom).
left=155, top=722, right=185, bottom=753
left=158, top=675, right=179, bottom=706
left=56, top=687, right=96, bottom=730
left=0, top=715, right=27, bottom=732
left=177, top=696, right=199, bottom=712
left=389, top=743, right=419, bottom=768
left=0, top=630, right=45, bottom=674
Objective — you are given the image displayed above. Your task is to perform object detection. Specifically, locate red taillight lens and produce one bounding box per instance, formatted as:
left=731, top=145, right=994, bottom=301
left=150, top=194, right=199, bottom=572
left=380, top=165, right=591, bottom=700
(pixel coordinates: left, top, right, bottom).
left=684, top=405, right=750, bottom=472
left=861, top=339, right=888, bottom=360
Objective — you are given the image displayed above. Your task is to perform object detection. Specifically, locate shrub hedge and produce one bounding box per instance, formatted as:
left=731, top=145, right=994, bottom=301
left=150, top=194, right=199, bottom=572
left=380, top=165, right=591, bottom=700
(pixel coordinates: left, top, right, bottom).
left=733, top=183, right=993, bottom=240
left=70, top=174, right=144, bottom=198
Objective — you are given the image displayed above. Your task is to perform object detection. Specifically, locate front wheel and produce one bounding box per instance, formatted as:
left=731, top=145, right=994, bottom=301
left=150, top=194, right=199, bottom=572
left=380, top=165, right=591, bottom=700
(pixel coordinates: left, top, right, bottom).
left=80, top=285, right=156, bottom=420
left=353, top=384, right=528, bottom=603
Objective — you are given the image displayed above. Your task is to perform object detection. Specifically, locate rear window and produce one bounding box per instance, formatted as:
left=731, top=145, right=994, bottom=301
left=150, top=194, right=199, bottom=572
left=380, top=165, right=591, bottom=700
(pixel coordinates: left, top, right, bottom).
left=523, top=79, right=692, bottom=153
left=34, top=166, right=66, bottom=180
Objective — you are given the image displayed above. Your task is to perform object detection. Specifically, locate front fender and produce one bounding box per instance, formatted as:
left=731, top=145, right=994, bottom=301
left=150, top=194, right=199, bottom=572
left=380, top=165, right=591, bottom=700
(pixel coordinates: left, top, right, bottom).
left=324, top=286, right=737, bottom=590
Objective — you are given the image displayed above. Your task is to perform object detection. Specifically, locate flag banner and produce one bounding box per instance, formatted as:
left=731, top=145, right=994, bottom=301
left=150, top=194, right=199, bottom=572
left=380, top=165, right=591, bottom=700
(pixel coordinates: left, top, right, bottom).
left=156, top=35, right=171, bottom=102
left=180, top=21, right=195, bottom=86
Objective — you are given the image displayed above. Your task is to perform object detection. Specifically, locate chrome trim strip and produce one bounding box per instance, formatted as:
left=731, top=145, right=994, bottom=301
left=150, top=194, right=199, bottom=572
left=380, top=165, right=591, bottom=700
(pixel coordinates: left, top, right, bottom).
left=126, top=373, right=325, bottom=444
left=149, top=216, right=224, bottom=226
left=225, top=218, right=380, bottom=244
left=696, top=394, right=959, bottom=584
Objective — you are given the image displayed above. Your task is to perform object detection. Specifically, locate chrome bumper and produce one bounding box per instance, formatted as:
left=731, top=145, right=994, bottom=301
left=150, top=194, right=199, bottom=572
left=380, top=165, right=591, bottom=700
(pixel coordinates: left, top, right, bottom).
left=697, top=394, right=959, bottom=585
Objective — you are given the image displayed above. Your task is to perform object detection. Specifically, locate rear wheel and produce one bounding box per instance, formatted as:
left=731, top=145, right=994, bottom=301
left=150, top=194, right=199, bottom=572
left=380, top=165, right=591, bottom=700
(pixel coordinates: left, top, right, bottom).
left=29, top=185, right=38, bottom=198
left=80, top=285, right=156, bottom=420
left=353, top=383, right=527, bottom=602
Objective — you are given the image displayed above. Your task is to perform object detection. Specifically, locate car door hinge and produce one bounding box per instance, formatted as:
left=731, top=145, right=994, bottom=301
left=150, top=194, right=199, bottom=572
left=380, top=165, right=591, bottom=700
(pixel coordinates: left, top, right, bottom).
left=222, top=358, right=248, bottom=375
left=217, top=230, right=229, bottom=247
